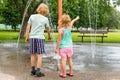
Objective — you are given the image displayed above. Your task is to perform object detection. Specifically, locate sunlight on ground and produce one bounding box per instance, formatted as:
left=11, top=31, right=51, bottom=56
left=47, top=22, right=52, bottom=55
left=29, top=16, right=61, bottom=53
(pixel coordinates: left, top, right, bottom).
left=0, top=73, right=15, bottom=80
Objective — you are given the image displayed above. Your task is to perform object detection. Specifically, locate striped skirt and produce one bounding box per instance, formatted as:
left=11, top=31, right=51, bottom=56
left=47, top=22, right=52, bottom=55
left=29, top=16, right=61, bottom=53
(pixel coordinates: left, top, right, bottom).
left=30, top=38, right=45, bottom=54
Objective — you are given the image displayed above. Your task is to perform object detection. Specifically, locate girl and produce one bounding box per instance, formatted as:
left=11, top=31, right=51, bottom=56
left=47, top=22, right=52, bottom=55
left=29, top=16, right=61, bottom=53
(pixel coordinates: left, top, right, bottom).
left=55, top=14, right=79, bottom=78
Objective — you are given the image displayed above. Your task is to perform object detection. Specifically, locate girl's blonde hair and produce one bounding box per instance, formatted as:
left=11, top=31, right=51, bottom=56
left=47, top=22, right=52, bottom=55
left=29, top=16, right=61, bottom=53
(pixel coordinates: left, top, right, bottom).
left=59, top=14, right=71, bottom=27
left=36, top=3, right=49, bottom=16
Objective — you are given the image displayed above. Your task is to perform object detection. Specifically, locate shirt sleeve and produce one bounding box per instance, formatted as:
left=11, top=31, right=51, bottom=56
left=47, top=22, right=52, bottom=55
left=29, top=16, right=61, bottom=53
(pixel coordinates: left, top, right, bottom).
left=27, top=15, right=32, bottom=25
left=45, top=18, right=50, bottom=28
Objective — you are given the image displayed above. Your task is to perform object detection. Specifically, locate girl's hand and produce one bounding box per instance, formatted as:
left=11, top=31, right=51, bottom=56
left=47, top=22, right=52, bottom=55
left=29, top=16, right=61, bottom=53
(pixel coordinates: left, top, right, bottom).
left=75, top=16, right=80, bottom=20
left=55, top=48, right=59, bottom=54
left=25, top=38, right=29, bottom=43
left=71, top=16, right=80, bottom=27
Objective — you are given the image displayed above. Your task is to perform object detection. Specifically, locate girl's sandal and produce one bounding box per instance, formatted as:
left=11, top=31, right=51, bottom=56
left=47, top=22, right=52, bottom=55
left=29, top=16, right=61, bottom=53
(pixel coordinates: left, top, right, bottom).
left=59, top=74, right=66, bottom=78
left=67, top=72, right=74, bottom=76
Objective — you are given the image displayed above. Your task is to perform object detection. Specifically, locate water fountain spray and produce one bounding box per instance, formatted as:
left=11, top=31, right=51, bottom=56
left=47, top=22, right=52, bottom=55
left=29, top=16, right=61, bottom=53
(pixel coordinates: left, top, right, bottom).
left=45, top=0, right=61, bottom=71
left=88, top=0, right=98, bottom=60
left=17, top=0, right=33, bottom=48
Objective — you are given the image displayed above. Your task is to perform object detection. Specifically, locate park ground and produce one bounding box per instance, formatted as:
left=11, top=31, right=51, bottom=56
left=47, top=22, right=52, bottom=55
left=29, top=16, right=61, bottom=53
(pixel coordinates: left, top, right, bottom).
left=0, top=43, right=120, bottom=80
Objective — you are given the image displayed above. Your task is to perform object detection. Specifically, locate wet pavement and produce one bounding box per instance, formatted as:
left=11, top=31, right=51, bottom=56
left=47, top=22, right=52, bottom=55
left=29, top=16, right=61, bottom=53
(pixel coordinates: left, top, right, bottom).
left=0, top=43, right=120, bottom=80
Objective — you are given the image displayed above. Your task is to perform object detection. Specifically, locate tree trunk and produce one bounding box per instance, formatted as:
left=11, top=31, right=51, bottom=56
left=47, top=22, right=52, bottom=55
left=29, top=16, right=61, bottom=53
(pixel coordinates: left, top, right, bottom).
left=107, top=26, right=110, bottom=32
left=14, top=25, right=16, bottom=31
left=12, top=25, right=17, bottom=31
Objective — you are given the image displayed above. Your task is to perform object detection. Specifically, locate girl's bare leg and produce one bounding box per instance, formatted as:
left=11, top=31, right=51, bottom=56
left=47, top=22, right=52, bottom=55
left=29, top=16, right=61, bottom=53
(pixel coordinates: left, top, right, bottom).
left=67, top=57, right=73, bottom=74
left=61, top=57, right=67, bottom=75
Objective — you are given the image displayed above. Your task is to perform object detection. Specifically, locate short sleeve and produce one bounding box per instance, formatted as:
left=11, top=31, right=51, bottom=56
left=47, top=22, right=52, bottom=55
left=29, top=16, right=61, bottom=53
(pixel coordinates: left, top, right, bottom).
left=27, top=16, right=32, bottom=25
left=45, top=18, right=50, bottom=27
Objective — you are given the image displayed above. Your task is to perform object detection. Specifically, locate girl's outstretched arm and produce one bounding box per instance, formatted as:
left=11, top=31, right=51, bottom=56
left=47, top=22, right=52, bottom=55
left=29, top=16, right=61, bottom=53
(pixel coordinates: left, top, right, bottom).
left=70, top=16, right=80, bottom=27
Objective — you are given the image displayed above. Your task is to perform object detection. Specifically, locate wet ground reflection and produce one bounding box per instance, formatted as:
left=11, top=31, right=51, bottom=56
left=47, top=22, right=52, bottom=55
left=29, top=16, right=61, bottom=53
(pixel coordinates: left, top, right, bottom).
left=0, top=43, right=120, bottom=80
left=0, top=43, right=120, bottom=72
left=72, top=43, right=120, bottom=71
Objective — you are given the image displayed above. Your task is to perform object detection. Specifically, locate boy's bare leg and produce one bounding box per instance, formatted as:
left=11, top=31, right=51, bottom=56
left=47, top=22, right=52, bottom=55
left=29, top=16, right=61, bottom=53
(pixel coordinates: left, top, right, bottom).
left=67, top=57, right=73, bottom=74
left=37, top=54, right=42, bottom=69
left=35, top=54, right=45, bottom=77
left=30, top=53, right=36, bottom=75
left=61, top=57, right=67, bottom=75
left=31, top=53, right=36, bottom=67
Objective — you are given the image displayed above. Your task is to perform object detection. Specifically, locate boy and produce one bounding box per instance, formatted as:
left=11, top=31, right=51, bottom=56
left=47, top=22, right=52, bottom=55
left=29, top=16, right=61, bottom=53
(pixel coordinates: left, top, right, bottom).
left=25, top=3, right=51, bottom=77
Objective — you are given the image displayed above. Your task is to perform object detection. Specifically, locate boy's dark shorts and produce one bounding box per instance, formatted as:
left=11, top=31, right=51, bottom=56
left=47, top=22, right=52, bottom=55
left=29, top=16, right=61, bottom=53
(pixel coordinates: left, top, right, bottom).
left=30, top=38, right=45, bottom=54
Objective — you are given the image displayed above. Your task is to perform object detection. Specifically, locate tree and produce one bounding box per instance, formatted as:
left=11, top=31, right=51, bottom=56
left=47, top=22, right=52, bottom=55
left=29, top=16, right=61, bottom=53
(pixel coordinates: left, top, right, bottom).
left=47, top=0, right=58, bottom=30
left=107, top=9, right=120, bottom=30
left=13, top=0, right=44, bottom=38
left=0, top=0, right=22, bottom=31
left=84, top=0, right=120, bottom=30
left=0, top=0, right=43, bottom=37
left=0, top=0, right=120, bottom=38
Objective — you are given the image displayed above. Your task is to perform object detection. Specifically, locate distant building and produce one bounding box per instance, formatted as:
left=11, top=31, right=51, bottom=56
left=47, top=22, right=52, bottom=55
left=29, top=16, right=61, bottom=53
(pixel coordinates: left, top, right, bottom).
left=0, top=24, right=11, bottom=30
left=0, top=24, right=21, bottom=30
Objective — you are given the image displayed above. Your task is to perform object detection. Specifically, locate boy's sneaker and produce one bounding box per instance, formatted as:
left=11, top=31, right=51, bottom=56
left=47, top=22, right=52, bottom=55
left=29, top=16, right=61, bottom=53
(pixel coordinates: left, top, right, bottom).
left=35, top=71, right=45, bottom=77
left=31, top=70, right=36, bottom=76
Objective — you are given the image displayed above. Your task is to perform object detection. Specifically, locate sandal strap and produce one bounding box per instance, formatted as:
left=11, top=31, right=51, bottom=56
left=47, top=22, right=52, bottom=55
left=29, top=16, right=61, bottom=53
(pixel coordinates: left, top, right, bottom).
left=67, top=72, right=73, bottom=76
left=59, top=74, right=66, bottom=77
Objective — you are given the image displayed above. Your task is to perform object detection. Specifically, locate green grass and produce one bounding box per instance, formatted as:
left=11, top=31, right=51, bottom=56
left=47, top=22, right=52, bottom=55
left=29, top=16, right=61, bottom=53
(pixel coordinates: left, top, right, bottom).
left=72, top=32, right=120, bottom=43
left=0, top=31, right=19, bottom=43
left=0, top=31, right=120, bottom=43
left=105, top=32, right=120, bottom=43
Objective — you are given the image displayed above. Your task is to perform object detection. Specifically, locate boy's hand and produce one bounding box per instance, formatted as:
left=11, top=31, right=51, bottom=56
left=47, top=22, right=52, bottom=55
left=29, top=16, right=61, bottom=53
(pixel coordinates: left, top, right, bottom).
left=48, top=36, right=52, bottom=40
left=25, top=38, right=29, bottom=43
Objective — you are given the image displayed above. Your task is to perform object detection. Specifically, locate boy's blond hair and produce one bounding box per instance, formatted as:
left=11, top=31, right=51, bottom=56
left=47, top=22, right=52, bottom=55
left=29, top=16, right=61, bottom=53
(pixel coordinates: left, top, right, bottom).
left=36, top=3, right=49, bottom=16
left=59, top=14, right=71, bottom=27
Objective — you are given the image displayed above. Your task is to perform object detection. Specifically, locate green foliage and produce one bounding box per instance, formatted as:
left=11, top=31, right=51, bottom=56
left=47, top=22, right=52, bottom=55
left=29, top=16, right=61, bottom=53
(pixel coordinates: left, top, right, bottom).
left=117, top=0, right=120, bottom=5
left=0, top=0, right=22, bottom=30
left=107, top=9, right=120, bottom=29
left=0, top=0, right=42, bottom=31
left=47, top=0, right=58, bottom=27
left=63, top=0, right=80, bottom=28
left=0, top=0, right=120, bottom=32
left=37, top=0, right=116, bottom=31
left=48, top=0, right=120, bottom=30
